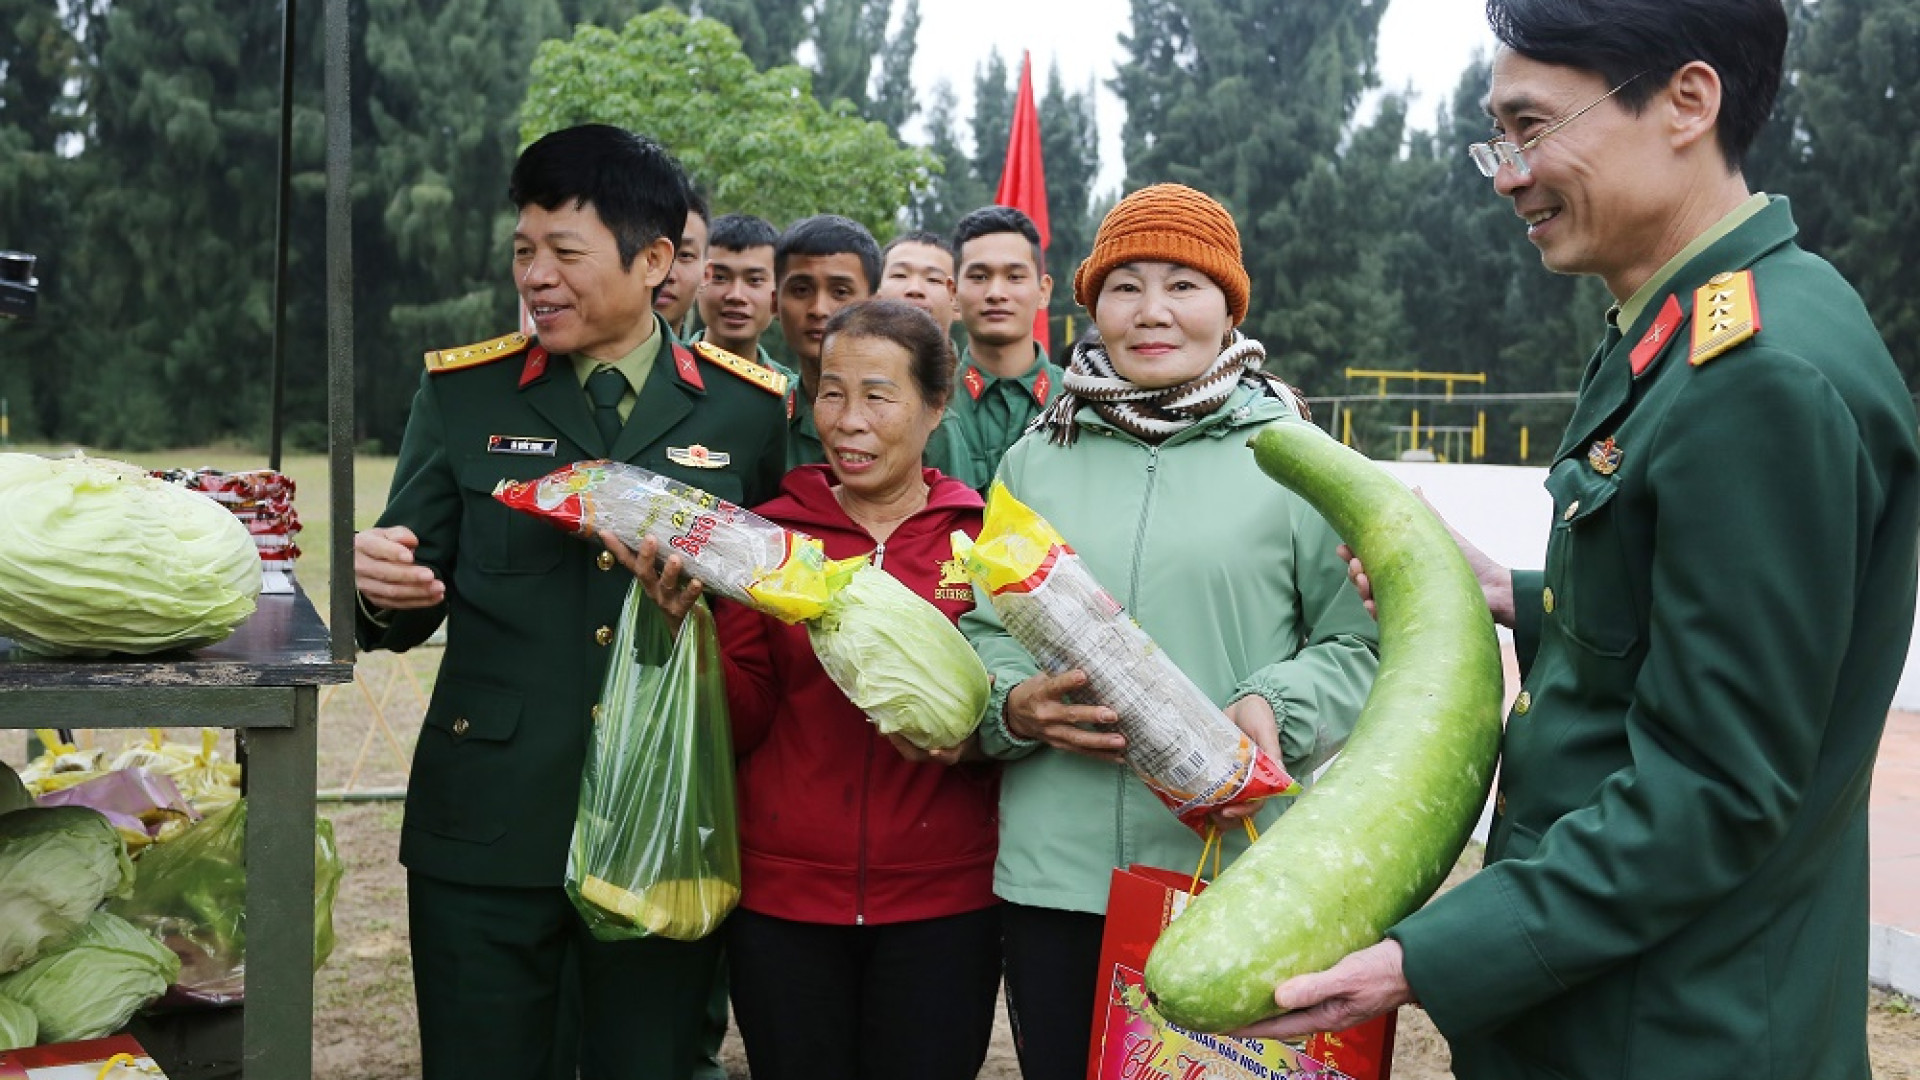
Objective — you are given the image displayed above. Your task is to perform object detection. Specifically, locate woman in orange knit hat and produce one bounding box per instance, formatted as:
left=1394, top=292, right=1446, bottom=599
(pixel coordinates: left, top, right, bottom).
left=959, top=183, right=1380, bottom=1080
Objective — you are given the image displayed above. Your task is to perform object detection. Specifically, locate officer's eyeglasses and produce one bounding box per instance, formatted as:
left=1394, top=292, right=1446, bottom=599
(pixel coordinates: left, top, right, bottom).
left=1468, top=72, right=1646, bottom=179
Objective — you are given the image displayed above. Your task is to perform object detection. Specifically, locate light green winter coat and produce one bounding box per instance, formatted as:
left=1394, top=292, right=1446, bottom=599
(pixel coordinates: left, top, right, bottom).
left=960, top=384, right=1380, bottom=913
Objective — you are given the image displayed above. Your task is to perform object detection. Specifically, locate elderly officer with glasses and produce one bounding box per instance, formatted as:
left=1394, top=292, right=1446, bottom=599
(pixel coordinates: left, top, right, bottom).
left=1238, top=1, right=1920, bottom=1078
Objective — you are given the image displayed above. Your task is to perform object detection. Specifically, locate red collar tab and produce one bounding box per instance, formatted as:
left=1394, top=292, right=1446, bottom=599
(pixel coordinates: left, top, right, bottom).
left=673, top=343, right=705, bottom=391
left=1630, top=294, right=1685, bottom=377
left=963, top=366, right=986, bottom=401
left=518, top=345, right=550, bottom=388
left=1030, top=367, right=1051, bottom=405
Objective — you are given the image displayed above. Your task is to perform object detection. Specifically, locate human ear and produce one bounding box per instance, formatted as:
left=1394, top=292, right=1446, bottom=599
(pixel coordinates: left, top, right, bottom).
left=1666, top=61, right=1723, bottom=153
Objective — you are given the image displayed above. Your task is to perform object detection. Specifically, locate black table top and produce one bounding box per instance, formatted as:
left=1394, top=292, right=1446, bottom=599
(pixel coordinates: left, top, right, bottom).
left=0, top=585, right=354, bottom=689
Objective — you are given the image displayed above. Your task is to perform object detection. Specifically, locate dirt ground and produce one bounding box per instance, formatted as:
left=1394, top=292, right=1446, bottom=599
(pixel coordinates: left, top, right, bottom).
left=13, top=653, right=1920, bottom=1078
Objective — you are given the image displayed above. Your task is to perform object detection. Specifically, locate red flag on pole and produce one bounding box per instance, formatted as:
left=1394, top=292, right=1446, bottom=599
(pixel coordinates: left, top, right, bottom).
left=996, top=51, right=1051, bottom=353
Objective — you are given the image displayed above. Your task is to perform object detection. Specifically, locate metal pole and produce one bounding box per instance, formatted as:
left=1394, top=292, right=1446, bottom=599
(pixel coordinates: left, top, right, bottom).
left=269, top=0, right=297, bottom=472
left=325, top=0, right=355, bottom=663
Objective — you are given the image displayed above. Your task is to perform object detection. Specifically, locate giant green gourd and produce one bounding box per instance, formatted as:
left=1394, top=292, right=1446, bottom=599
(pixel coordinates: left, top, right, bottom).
left=1143, top=420, right=1505, bottom=1032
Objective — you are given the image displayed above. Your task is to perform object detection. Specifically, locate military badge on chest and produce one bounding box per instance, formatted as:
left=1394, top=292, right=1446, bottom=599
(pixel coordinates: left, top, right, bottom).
left=1588, top=437, right=1623, bottom=477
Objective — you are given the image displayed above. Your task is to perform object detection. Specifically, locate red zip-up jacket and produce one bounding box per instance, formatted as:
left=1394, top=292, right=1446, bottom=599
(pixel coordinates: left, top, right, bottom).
left=716, top=465, right=999, bottom=925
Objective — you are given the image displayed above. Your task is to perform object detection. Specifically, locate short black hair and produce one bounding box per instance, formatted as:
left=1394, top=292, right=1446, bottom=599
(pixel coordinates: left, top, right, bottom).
left=683, top=178, right=710, bottom=227
left=775, top=215, right=881, bottom=290
left=951, top=206, right=1045, bottom=272
left=821, top=299, right=956, bottom=411
left=509, top=124, right=689, bottom=269
left=1486, top=0, right=1786, bottom=172
left=883, top=230, right=953, bottom=264
left=709, top=213, right=778, bottom=254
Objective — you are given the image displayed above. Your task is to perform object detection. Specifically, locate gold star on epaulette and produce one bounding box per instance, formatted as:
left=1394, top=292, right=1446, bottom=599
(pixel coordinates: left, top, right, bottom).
left=1689, top=271, right=1760, bottom=367
left=425, top=331, right=529, bottom=374
left=693, top=340, right=788, bottom=397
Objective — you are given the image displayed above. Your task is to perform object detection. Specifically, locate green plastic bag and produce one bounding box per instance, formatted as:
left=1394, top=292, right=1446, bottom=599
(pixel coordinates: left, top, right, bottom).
left=566, top=584, right=740, bottom=942
left=107, top=799, right=345, bottom=1004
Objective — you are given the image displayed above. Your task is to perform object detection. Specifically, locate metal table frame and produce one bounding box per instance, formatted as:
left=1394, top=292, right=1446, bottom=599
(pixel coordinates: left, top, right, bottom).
left=0, top=0, right=357, bottom=1073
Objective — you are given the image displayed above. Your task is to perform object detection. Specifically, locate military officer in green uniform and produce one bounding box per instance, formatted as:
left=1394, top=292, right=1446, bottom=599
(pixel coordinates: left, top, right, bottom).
left=1248, top=3, right=1920, bottom=1078
left=773, top=213, right=982, bottom=486
left=949, top=206, right=1061, bottom=487
left=353, top=124, right=785, bottom=1080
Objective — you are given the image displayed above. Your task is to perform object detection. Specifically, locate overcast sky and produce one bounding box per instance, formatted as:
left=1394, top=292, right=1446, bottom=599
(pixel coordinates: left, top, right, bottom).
left=909, top=0, right=1498, bottom=193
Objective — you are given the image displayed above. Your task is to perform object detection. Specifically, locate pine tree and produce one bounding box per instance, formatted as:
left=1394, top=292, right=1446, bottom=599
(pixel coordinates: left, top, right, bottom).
left=1039, top=64, right=1101, bottom=328
left=907, top=81, right=990, bottom=232
left=969, top=50, right=1013, bottom=194
left=866, top=0, right=921, bottom=136
left=692, top=0, right=809, bottom=70
left=807, top=0, right=892, bottom=111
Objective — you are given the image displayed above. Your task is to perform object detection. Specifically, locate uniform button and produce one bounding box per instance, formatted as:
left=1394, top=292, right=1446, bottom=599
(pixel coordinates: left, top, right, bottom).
left=597, top=550, right=616, bottom=571
left=451, top=717, right=471, bottom=736
left=1496, top=792, right=1508, bottom=816
left=1513, top=691, right=1531, bottom=716
left=594, top=625, right=614, bottom=646
left=1562, top=500, right=1581, bottom=522
left=1542, top=587, right=1556, bottom=614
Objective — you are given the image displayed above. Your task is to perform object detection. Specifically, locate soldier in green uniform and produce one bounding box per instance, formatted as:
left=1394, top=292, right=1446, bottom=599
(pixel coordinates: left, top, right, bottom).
left=353, top=124, right=785, bottom=1080
left=653, top=183, right=708, bottom=342
left=773, top=214, right=981, bottom=486
left=1249, top=3, right=1920, bottom=1078
left=949, top=206, right=1061, bottom=487
left=692, top=213, right=793, bottom=386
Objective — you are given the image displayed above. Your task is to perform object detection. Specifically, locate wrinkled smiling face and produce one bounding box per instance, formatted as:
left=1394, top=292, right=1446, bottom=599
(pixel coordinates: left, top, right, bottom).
left=514, top=202, right=669, bottom=361
left=814, top=332, right=942, bottom=504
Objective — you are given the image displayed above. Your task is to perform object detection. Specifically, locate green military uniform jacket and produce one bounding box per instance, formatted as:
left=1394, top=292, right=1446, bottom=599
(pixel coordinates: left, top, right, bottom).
left=356, top=317, right=786, bottom=888
left=1391, top=198, right=1920, bottom=1078
left=948, top=344, right=1060, bottom=487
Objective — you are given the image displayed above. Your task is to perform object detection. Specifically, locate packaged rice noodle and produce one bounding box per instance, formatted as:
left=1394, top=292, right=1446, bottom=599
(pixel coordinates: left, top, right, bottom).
left=494, top=461, right=854, bottom=624
left=961, top=482, right=1297, bottom=830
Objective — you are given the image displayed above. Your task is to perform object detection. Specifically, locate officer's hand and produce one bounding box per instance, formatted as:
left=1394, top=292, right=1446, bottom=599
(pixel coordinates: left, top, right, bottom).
left=1005, top=670, right=1125, bottom=763
left=1211, top=694, right=1282, bottom=828
left=354, top=526, right=444, bottom=611
left=1232, top=940, right=1414, bottom=1042
left=1339, top=489, right=1516, bottom=628
left=604, top=531, right=702, bottom=636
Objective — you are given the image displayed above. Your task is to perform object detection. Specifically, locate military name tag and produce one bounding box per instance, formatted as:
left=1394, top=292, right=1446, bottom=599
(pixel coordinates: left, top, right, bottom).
left=488, top=435, right=557, bottom=456
left=667, top=444, right=730, bottom=469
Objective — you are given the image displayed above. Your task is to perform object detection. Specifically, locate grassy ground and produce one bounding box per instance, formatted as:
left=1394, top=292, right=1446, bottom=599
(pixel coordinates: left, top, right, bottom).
left=6, top=445, right=1919, bottom=1077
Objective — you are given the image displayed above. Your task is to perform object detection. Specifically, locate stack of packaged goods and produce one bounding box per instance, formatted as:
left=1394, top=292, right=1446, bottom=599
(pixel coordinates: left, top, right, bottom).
left=152, top=469, right=301, bottom=595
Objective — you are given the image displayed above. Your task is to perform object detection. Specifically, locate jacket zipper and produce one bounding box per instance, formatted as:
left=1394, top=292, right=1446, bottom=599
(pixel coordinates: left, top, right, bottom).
left=1117, top=446, right=1162, bottom=869
left=871, top=541, right=886, bottom=569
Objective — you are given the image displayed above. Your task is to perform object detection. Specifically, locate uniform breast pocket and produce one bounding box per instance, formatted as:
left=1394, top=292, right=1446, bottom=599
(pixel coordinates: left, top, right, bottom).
left=1542, top=459, right=1640, bottom=659
left=457, top=462, right=569, bottom=575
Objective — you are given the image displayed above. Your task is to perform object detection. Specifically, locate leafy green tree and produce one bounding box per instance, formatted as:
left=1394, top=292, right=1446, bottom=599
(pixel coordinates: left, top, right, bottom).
left=692, top=0, right=808, bottom=70
left=1039, top=64, right=1101, bottom=333
left=969, top=50, right=1013, bottom=192
left=866, top=0, right=921, bottom=135
left=907, top=81, right=990, bottom=232
left=1114, top=0, right=1388, bottom=396
left=1755, top=0, right=1920, bottom=381
left=522, top=10, right=934, bottom=236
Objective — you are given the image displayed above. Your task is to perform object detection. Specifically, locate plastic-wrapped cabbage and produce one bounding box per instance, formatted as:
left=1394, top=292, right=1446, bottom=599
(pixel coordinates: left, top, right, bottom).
left=0, top=910, right=180, bottom=1043
left=0, top=992, right=34, bottom=1050
left=0, top=453, right=260, bottom=657
left=0, top=806, right=135, bottom=974
left=0, top=760, right=31, bottom=816
left=806, top=561, right=990, bottom=751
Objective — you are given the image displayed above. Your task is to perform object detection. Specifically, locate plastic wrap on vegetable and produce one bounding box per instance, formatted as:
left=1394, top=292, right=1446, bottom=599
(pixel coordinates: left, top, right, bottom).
left=34, top=768, right=198, bottom=855
left=0, top=806, right=135, bottom=975
left=807, top=561, right=990, bottom=750
left=0, top=910, right=179, bottom=1043
left=107, top=799, right=345, bottom=1006
left=567, top=586, right=739, bottom=942
left=962, top=482, right=1296, bottom=830
left=494, top=460, right=855, bottom=623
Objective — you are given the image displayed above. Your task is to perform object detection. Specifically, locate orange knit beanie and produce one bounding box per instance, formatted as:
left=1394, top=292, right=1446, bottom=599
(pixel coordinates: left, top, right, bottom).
left=1072, top=183, right=1250, bottom=326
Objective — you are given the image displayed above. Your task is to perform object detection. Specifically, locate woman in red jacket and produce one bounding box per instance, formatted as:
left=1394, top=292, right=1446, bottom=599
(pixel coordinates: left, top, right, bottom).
left=629, top=298, right=999, bottom=1080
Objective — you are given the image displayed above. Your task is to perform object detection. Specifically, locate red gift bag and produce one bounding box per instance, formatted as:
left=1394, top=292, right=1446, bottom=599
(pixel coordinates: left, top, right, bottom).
left=1087, top=864, right=1395, bottom=1080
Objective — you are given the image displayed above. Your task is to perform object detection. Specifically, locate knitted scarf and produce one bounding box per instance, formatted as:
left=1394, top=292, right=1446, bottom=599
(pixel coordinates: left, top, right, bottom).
left=1036, top=331, right=1309, bottom=447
